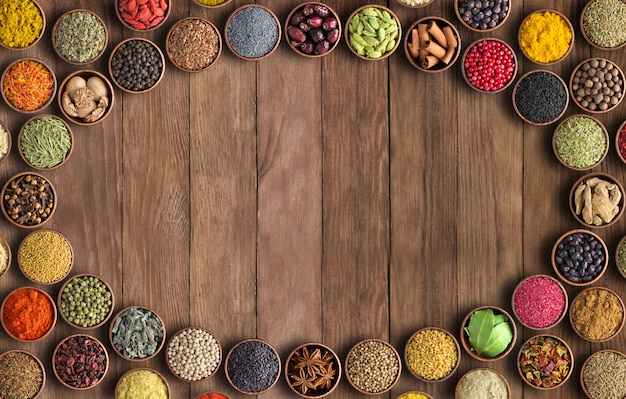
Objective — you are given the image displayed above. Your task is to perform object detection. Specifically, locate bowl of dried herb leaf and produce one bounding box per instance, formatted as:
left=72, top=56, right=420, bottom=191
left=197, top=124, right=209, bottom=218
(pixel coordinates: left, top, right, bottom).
left=109, top=306, right=166, bottom=362
left=18, top=114, right=73, bottom=170
left=285, top=342, right=341, bottom=398
left=460, top=305, right=517, bottom=362
left=517, top=334, right=573, bottom=390
left=52, top=9, right=108, bottom=65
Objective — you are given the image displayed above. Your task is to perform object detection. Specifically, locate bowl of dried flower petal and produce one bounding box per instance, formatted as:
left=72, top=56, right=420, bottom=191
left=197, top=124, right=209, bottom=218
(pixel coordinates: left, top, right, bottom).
left=285, top=342, right=341, bottom=398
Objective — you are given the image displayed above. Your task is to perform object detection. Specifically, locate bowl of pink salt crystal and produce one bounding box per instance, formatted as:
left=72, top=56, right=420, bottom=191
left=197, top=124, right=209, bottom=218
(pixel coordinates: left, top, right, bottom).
left=511, top=274, right=568, bottom=330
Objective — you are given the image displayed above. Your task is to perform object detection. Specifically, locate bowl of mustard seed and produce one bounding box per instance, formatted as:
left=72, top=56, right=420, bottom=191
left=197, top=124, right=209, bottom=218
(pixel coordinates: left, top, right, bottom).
left=18, top=229, right=74, bottom=285
left=404, top=327, right=460, bottom=383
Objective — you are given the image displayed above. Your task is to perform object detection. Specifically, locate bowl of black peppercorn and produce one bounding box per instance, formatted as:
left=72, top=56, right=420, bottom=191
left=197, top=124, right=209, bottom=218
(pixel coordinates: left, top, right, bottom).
left=108, top=38, right=165, bottom=94
left=455, top=0, right=511, bottom=32
left=551, top=229, right=608, bottom=287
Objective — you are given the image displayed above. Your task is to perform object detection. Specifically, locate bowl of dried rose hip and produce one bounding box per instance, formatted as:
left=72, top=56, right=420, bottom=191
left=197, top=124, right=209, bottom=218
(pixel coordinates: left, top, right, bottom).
left=166, top=17, right=222, bottom=72
left=462, top=38, right=517, bottom=92
left=285, top=3, right=341, bottom=57
left=285, top=342, right=341, bottom=398
left=1, top=172, right=57, bottom=228
left=569, top=172, right=624, bottom=228
left=551, top=229, right=608, bottom=286
left=404, top=16, right=460, bottom=73
left=570, top=58, right=624, bottom=113
left=517, top=334, right=573, bottom=390
left=53, top=334, right=109, bottom=390
left=116, top=0, right=170, bottom=31
left=345, top=5, right=401, bottom=60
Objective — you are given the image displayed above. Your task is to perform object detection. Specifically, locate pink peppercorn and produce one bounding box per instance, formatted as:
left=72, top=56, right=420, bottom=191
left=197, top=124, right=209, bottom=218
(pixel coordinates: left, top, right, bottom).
left=513, top=276, right=566, bottom=329
left=464, top=39, right=516, bottom=92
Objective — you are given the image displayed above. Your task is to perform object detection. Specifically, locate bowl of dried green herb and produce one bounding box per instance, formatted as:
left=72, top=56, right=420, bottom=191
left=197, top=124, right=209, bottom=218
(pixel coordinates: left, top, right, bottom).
left=552, top=115, right=608, bottom=171
left=0, top=350, right=45, bottom=399
left=109, top=306, right=166, bottom=362
left=580, top=0, right=626, bottom=51
left=615, top=234, right=626, bottom=279
left=58, top=70, right=114, bottom=125
left=18, top=114, right=73, bottom=170
left=517, top=334, right=573, bottom=390
left=52, top=9, right=108, bottom=65
left=581, top=349, right=626, bottom=398
left=285, top=342, right=341, bottom=398
left=460, top=305, right=517, bottom=362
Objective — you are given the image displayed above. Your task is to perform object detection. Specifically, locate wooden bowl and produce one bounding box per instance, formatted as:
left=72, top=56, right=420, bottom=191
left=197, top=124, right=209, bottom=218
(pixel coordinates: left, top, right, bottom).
left=115, top=0, right=170, bottom=31
left=404, top=16, right=461, bottom=73
left=345, top=5, right=401, bottom=61
left=0, top=350, right=46, bottom=398
left=570, top=286, right=625, bottom=342
left=115, top=368, right=170, bottom=399
left=18, top=114, right=74, bottom=170
left=394, top=0, right=435, bottom=8
left=225, top=5, right=281, bottom=61
left=166, top=17, right=222, bottom=72
left=552, top=229, right=608, bottom=286
left=52, top=9, right=108, bottom=64
left=0, top=172, right=57, bottom=228
left=1, top=58, right=56, bottom=113
left=166, top=326, right=222, bottom=382
left=109, top=306, right=166, bottom=361
left=58, top=70, right=114, bottom=125
left=0, top=0, right=45, bottom=50
left=461, top=38, right=516, bottom=92
left=225, top=338, right=281, bottom=395
left=195, top=393, right=231, bottom=399
left=570, top=57, right=625, bottom=113
left=285, top=342, right=341, bottom=398
left=517, top=334, right=573, bottom=390
left=396, top=392, right=434, bottom=399
left=615, top=119, right=626, bottom=165
left=191, top=0, right=232, bottom=8
left=345, top=338, right=401, bottom=394
left=460, top=305, right=517, bottom=362
left=580, top=0, right=626, bottom=50
left=552, top=115, right=608, bottom=171
left=404, top=328, right=459, bottom=383
left=518, top=9, right=573, bottom=65
left=511, top=274, right=568, bottom=330
left=18, top=229, right=74, bottom=285
left=569, top=172, right=625, bottom=228
left=0, top=122, right=11, bottom=163
left=512, top=70, right=568, bottom=125
left=0, top=234, right=11, bottom=280
left=108, top=38, right=165, bottom=94
left=454, top=0, right=511, bottom=32
left=0, top=287, right=57, bottom=342
left=616, top=234, right=626, bottom=278
left=52, top=334, right=109, bottom=390
left=455, top=368, right=510, bottom=398
left=284, top=2, right=342, bottom=58
left=580, top=350, right=626, bottom=398
left=57, top=274, right=114, bottom=329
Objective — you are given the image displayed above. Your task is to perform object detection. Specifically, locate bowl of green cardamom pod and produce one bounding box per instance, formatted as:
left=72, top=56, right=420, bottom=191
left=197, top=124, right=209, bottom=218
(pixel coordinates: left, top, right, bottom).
left=345, top=5, right=401, bottom=61
left=18, top=114, right=73, bottom=170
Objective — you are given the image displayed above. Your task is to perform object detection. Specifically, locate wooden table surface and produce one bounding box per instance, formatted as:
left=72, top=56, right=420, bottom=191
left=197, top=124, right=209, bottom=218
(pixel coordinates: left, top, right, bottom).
left=1, top=0, right=626, bottom=398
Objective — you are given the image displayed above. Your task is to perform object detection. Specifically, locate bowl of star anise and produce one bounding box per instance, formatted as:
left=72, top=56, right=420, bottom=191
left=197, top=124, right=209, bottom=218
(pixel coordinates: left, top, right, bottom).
left=285, top=342, right=341, bottom=398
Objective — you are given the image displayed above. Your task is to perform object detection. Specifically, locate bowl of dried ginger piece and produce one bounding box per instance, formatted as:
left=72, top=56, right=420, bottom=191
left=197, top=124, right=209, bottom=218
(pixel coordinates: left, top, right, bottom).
left=570, top=172, right=625, bottom=228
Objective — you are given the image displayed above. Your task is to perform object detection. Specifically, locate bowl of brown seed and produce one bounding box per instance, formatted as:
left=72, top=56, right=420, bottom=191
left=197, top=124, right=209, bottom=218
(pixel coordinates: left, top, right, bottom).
left=166, top=17, right=222, bottom=72
left=0, top=172, right=57, bottom=228
left=580, top=350, right=626, bottom=398
left=345, top=339, right=401, bottom=394
left=285, top=342, right=341, bottom=398
left=0, top=350, right=46, bottom=399
left=569, top=58, right=624, bottom=113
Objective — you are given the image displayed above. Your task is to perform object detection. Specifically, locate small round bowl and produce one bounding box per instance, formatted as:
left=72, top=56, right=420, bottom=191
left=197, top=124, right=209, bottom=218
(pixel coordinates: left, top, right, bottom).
left=109, top=306, right=166, bottom=361
left=0, top=234, right=11, bottom=280
left=517, top=334, right=573, bottom=390
left=0, top=350, right=46, bottom=399
left=396, top=392, right=434, bottom=399
left=461, top=38, right=517, bottom=92
left=455, top=368, right=510, bottom=399
left=455, top=0, right=510, bottom=32
left=616, top=119, right=626, bottom=165
left=18, top=114, right=74, bottom=170
left=581, top=350, right=626, bottom=398
left=570, top=286, right=625, bottom=342
left=616, top=234, right=626, bottom=278
left=0, top=172, right=57, bottom=228
left=512, top=70, right=568, bottom=125
left=1, top=286, right=57, bottom=342
left=18, top=229, right=74, bottom=285
left=166, top=17, right=222, bottom=72
left=0, top=0, right=45, bottom=50
left=115, top=368, right=170, bottom=399
left=552, top=115, right=608, bottom=171
left=569, top=172, right=625, bottom=228
left=345, top=338, right=401, bottom=394
left=52, top=9, right=108, bottom=64
left=570, top=57, right=625, bottom=113
left=518, top=9, right=573, bottom=65
left=52, top=334, right=109, bottom=390
left=58, top=70, right=114, bottom=125
left=345, top=5, right=401, bottom=61
left=552, top=229, right=608, bottom=286
left=1, top=58, right=56, bottom=113
left=192, top=0, right=232, bottom=8
left=460, top=305, right=517, bottom=362
left=580, top=0, right=626, bottom=50
left=511, top=274, right=568, bottom=330
left=225, top=338, right=281, bottom=395
left=404, top=16, right=461, bottom=73
left=404, top=328, right=459, bottom=383
left=0, top=122, right=11, bottom=163
left=394, top=0, right=435, bottom=7
left=166, top=326, right=222, bottom=382
left=285, top=342, right=341, bottom=398
left=58, top=274, right=114, bottom=329
left=109, top=38, right=165, bottom=94
left=225, top=5, right=281, bottom=61
left=195, top=393, right=231, bottom=399
left=284, top=2, right=342, bottom=58
left=115, top=0, right=170, bottom=31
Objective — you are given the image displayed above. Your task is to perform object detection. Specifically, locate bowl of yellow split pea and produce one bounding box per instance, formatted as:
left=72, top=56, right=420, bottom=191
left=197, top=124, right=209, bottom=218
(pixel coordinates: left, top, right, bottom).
left=404, top=327, right=460, bottom=382
left=518, top=9, right=573, bottom=65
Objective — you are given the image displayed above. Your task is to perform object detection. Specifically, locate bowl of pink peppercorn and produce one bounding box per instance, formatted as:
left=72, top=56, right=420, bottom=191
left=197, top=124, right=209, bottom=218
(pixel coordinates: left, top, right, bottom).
left=511, top=274, right=568, bottom=330
left=462, top=38, right=517, bottom=93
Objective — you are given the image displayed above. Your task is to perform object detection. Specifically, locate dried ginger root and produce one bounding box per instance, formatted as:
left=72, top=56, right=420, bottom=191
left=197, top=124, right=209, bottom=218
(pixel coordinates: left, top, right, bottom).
left=574, top=177, right=622, bottom=225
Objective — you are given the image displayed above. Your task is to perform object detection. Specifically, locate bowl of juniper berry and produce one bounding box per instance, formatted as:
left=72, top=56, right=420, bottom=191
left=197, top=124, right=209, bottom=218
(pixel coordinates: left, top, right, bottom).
left=455, top=0, right=511, bottom=32
left=108, top=38, right=165, bottom=94
left=551, top=229, right=608, bottom=286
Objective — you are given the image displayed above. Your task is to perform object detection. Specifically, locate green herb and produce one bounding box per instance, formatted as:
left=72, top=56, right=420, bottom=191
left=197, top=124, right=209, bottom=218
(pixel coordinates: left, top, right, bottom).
left=464, top=308, right=513, bottom=357
left=554, top=116, right=606, bottom=169
left=20, top=116, right=71, bottom=168
left=54, top=11, right=106, bottom=63
left=519, top=335, right=571, bottom=388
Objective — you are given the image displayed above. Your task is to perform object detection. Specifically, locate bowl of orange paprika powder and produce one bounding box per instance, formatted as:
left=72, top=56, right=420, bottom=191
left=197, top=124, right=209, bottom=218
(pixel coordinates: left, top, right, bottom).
left=1, top=287, right=56, bottom=342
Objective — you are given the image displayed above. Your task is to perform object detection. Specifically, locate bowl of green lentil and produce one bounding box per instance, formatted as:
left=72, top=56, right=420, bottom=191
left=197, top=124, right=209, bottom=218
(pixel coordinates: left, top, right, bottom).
left=224, top=5, right=281, bottom=61
left=110, top=305, right=166, bottom=362
left=552, top=114, right=609, bottom=171
left=115, top=368, right=170, bottom=399
left=0, top=234, right=11, bottom=280
left=404, top=327, right=460, bottom=383
left=166, top=326, right=222, bottom=383
left=345, top=5, right=401, bottom=61
left=460, top=305, right=517, bottom=362
left=580, top=0, right=626, bottom=51
left=18, top=114, right=74, bottom=170
left=517, top=334, right=573, bottom=390
left=0, top=350, right=46, bottom=399
left=0, top=0, right=46, bottom=50
left=345, top=338, right=401, bottom=394
left=58, top=274, right=114, bottom=329
left=569, top=286, right=625, bottom=343
left=569, top=172, right=625, bottom=228
left=569, top=58, right=625, bottom=113
left=285, top=342, right=341, bottom=398
left=58, top=70, right=114, bottom=125
left=455, top=368, right=510, bottom=399
left=581, top=349, right=626, bottom=398
left=518, top=9, right=574, bottom=65
left=0, top=172, right=57, bottom=228
left=18, top=229, right=73, bottom=285
left=52, top=9, right=108, bottom=65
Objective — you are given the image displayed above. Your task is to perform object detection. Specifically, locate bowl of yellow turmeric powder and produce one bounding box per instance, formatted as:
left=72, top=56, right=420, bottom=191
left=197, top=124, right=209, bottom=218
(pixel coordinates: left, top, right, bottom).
left=192, top=0, right=232, bottom=8
left=518, top=9, right=574, bottom=65
left=0, top=0, right=45, bottom=50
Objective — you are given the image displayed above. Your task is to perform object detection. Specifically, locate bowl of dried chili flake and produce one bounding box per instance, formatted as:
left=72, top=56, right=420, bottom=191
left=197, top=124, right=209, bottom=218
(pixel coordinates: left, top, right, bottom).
left=1, top=58, right=56, bottom=113
left=517, top=334, right=573, bottom=390
left=285, top=342, right=342, bottom=398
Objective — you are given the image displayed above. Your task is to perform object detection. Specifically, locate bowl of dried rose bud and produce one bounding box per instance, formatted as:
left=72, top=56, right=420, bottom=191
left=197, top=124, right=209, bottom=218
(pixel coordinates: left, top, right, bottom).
left=285, top=342, right=341, bottom=398
left=166, top=17, right=222, bottom=72
left=569, top=172, right=624, bottom=228
left=285, top=3, right=341, bottom=58
left=58, top=70, right=114, bottom=125
left=0, top=172, right=57, bottom=228
left=53, top=334, right=109, bottom=390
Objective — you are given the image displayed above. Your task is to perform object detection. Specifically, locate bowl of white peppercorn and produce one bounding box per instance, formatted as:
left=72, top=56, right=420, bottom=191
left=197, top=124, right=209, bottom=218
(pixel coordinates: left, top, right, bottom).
left=345, top=339, right=401, bottom=394
left=569, top=58, right=624, bottom=113
left=166, top=326, right=222, bottom=382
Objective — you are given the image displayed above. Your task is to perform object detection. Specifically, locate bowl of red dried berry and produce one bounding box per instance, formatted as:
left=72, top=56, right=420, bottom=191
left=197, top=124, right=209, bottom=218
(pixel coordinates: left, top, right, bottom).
left=53, top=334, right=109, bottom=390
left=404, top=16, right=461, bottom=73
left=116, top=0, right=170, bottom=31
left=285, top=2, right=341, bottom=57
left=462, top=38, right=517, bottom=93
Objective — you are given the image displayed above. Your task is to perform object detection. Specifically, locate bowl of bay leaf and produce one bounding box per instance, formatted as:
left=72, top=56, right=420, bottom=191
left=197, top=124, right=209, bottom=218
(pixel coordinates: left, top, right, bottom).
left=460, top=305, right=517, bottom=362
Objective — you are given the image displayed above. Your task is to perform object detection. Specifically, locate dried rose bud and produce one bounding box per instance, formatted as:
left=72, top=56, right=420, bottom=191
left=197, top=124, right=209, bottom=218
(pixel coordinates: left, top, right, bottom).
left=307, top=15, right=323, bottom=29
left=322, top=17, right=337, bottom=31
left=326, top=28, right=339, bottom=44
left=287, top=25, right=306, bottom=44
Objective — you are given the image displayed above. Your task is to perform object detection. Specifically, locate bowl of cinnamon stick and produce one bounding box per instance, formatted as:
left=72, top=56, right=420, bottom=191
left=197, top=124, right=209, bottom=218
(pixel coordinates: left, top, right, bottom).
left=404, top=17, right=461, bottom=73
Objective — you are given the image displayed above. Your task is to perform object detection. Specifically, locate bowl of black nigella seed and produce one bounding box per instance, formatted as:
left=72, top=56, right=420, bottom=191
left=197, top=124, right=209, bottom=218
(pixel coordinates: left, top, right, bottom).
left=512, top=69, right=568, bottom=125
left=108, top=38, right=165, bottom=93
left=225, top=338, right=281, bottom=394
left=551, top=229, right=608, bottom=287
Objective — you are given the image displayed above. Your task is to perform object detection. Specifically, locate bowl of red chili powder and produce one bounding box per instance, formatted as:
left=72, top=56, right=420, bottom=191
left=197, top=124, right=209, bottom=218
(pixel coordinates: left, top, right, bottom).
left=511, top=274, right=568, bottom=330
left=1, top=58, right=56, bottom=113
left=1, top=286, right=57, bottom=342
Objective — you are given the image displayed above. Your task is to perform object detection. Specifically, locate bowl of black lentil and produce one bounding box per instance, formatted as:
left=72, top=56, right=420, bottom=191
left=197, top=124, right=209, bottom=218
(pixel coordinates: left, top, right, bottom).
left=404, top=328, right=459, bottom=383
left=52, top=334, right=109, bottom=390
left=345, top=5, right=401, bottom=61
left=52, top=9, right=108, bottom=65
left=0, top=350, right=46, bottom=399
left=552, top=115, right=609, bottom=171
left=570, top=286, right=625, bottom=343
left=454, top=0, right=510, bottom=32
left=166, top=326, right=222, bottom=382
left=109, top=38, right=165, bottom=94
left=166, top=17, right=222, bottom=72
left=18, top=114, right=73, bottom=170
left=58, top=70, right=114, bottom=125
left=18, top=229, right=73, bottom=285
left=512, top=69, right=568, bottom=125
left=404, top=16, right=461, bottom=73
left=580, top=0, right=626, bottom=51
left=109, top=306, right=166, bottom=362
left=551, top=229, right=608, bottom=286
left=285, top=2, right=342, bottom=58
left=581, top=350, right=626, bottom=398
left=285, top=342, right=341, bottom=398
left=225, top=338, right=281, bottom=395
left=345, top=338, right=401, bottom=394
left=569, top=172, right=625, bottom=228
left=1, top=172, right=57, bottom=228
left=225, top=5, right=281, bottom=61
left=570, top=58, right=624, bottom=113
left=58, top=274, right=114, bottom=329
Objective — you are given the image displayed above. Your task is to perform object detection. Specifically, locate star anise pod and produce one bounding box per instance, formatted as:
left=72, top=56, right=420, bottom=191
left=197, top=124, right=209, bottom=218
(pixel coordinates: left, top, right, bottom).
left=313, top=362, right=336, bottom=390
left=290, top=372, right=316, bottom=395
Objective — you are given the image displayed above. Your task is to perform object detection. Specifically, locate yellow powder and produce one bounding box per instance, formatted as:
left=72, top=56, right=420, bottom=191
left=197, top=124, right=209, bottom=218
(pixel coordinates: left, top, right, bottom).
left=520, top=11, right=572, bottom=63
left=0, top=0, right=43, bottom=48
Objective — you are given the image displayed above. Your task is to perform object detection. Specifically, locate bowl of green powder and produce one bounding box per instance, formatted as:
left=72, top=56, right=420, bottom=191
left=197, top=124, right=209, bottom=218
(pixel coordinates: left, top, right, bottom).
left=52, top=9, right=108, bottom=65
left=455, top=368, right=510, bottom=399
left=581, top=0, right=626, bottom=50
left=552, top=115, right=608, bottom=171
left=18, top=114, right=73, bottom=170
left=0, top=0, right=45, bottom=50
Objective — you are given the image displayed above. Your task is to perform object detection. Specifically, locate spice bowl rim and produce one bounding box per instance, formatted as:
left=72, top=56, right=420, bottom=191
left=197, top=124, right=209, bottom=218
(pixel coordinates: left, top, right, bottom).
left=115, top=367, right=170, bottom=399
left=403, top=16, right=461, bottom=74
left=0, top=286, right=57, bottom=343
left=17, top=114, right=74, bottom=170
left=511, top=274, right=568, bottom=330
left=580, top=349, right=626, bottom=397
left=0, top=122, right=12, bottom=164
left=403, top=327, right=459, bottom=383
left=395, top=391, right=434, bottom=399
left=0, top=0, right=46, bottom=50
left=453, top=0, right=510, bottom=32
left=616, top=234, right=626, bottom=279
left=52, top=333, right=109, bottom=390
left=194, top=393, right=231, bottom=399
left=345, top=338, right=401, bottom=394
left=166, top=17, right=223, bottom=73
left=17, top=228, right=74, bottom=285
left=108, top=37, right=166, bottom=94
left=460, top=37, right=517, bottom=92
left=224, top=4, right=282, bottom=61
left=569, top=57, right=625, bottom=114
left=0, top=233, right=11, bottom=280
left=569, top=286, right=625, bottom=343
left=0, top=349, right=46, bottom=398
left=114, top=0, right=171, bottom=32
left=51, top=9, right=108, bottom=65
left=394, top=0, right=436, bottom=8
left=165, top=326, right=223, bottom=383
left=0, top=171, right=57, bottom=229
left=517, top=8, right=574, bottom=65
left=615, top=119, right=626, bottom=165
left=454, top=367, right=511, bottom=399
left=516, top=333, right=574, bottom=390
left=57, top=273, right=115, bottom=330
left=1, top=57, right=57, bottom=114
left=224, top=337, right=282, bottom=395
left=284, top=341, right=342, bottom=398
left=512, top=69, right=569, bottom=125
left=57, top=69, right=115, bottom=126
left=191, top=0, right=232, bottom=8
left=284, top=2, right=342, bottom=59
left=552, top=114, right=609, bottom=171
left=344, top=4, right=402, bottom=61
left=568, top=172, right=625, bottom=229
left=580, top=0, right=626, bottom=51
left=109, top=305, right=166, bottom=362
left=551, top=229, right=609, bottom=287
left=460, top=305, right=517, bottom=362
